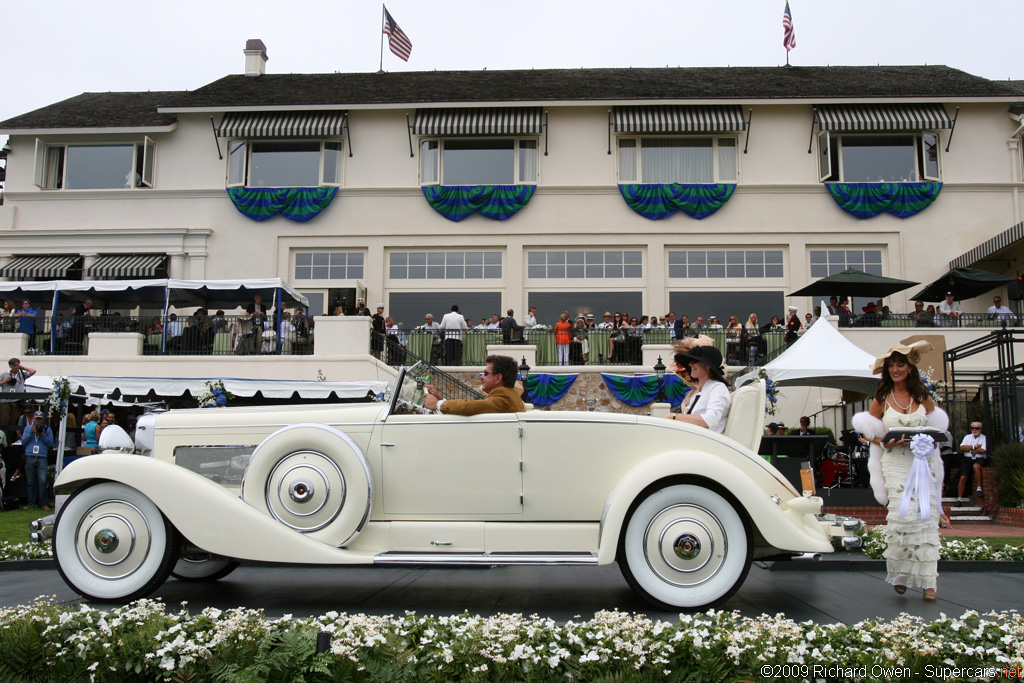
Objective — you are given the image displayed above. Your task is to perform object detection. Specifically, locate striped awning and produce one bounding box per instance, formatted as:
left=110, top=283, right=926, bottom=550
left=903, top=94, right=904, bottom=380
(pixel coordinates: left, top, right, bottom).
left=951, top=221, right=1024, bottom=270
left=815, top=104, right=952, bottom=132
left=0, top=255, right=78, bottom=279
left=218, top=111, right=348, bottom=138
left=613, top=106, right=746, bottom=133
left=86, top=254, right=167, bottom=279
left=412, top=108, right=543, bottom=136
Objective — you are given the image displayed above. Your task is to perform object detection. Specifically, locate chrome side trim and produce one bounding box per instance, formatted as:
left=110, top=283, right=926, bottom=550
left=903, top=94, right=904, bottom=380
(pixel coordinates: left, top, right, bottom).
left=373, top=553, right=598, bottom=566
left=157, top=422, right=379, bottom=431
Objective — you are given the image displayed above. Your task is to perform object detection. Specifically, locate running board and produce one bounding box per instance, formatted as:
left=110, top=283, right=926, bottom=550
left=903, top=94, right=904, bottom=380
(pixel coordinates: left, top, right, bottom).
left=374, top=552, right=599, bottom=566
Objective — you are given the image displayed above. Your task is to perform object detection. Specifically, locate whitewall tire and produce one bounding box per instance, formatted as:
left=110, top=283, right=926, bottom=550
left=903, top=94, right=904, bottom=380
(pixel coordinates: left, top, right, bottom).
left=241, top=424, right=372, bottom=547
left=619, top=484, right=752, bottom=610
left=53, top=482, right=179, bottom=602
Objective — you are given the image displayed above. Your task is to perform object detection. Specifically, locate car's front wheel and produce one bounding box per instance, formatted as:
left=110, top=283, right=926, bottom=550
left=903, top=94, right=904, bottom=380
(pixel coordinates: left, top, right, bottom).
left=53, top=482, right=179, bottom=602
left=619, top=484, right=751, bottom=610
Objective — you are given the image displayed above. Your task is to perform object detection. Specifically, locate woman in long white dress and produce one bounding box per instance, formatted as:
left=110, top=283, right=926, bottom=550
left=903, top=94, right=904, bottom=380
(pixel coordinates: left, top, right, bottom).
left=852, top=341, right=950, bottom=602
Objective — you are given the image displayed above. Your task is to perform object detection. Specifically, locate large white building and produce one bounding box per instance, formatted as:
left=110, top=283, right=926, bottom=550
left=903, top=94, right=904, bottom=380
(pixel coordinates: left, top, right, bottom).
left=2, top=41, right=1023, bottom=385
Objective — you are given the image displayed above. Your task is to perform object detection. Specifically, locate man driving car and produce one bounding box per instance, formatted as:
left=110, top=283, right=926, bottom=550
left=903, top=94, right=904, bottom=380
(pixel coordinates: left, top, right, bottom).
left=422, top=355, right=525, bottom=415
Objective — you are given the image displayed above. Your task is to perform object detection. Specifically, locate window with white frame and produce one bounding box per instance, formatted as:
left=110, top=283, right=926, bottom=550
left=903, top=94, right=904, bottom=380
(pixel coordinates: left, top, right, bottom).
left=227, top=140, right=343, bottom=187
left=420, top=138, right=537, bottom=185
left=389, top=251, right=502, bottom=279
left=668, top=250, right=783, bottom=279
left=33, top=138, right=156, bottom=190
left=528, top=250, right=643, bottom=279
left=809, top=249, right=883, bottom=277
left=618, top=137, right=737, bottom=184
left=294, top=251, right=364, bottom=280
left=817, top=132, right=940, bottom=183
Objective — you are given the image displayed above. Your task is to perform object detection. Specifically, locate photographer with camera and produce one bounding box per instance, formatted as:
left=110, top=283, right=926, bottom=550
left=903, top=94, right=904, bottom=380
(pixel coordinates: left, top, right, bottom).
left=0, top=358, right=36, bottom=430
left=21, top=410, right=54, bottom=510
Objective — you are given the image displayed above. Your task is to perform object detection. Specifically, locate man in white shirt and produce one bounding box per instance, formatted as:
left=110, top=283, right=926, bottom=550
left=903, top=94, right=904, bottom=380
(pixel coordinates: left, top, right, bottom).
left=987, top=295, right=1017, bottom=323
left=957, top=421, right=988, bottom=502
left=938, top=292, right=963, bottom=325
left=439, top=305, right=468, bottom=365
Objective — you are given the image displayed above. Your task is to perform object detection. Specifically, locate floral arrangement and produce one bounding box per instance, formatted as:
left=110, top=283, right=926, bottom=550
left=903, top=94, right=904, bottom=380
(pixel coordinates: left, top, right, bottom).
left=46, top=376, right=71, bottom=418
left=0, top=540, right=53, bottom=561
left=920, top=365, right=946, bottom=404
left=757, top=369, right=780, bottom=416
left=837, top=527, right=1024, bottom=562
left=0, top=598, right=1021, bottom=681
left=195, top=380, right=234, bottom=408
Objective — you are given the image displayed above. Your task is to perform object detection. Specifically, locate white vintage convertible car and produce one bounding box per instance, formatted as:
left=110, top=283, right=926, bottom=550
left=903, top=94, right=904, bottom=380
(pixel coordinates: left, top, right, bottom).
left=53, top=365, right=858, bottom=610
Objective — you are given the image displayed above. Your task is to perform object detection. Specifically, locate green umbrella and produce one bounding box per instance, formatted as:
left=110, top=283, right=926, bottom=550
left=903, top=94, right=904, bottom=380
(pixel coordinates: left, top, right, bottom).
left=910, top=268, right=1015, bottom=302
left=788, top=269, right=918, bottom=298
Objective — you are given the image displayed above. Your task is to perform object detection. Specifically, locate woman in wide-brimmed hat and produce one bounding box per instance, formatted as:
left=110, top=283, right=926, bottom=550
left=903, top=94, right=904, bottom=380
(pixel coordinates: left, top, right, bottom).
left=664, top=345, right=731, bottom=434
left=851, top=340, right=950, bottom=602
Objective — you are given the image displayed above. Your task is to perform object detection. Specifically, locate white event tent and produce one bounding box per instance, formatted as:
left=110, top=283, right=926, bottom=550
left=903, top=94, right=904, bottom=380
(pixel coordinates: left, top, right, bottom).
left=736, top=312, right=878, bottom=393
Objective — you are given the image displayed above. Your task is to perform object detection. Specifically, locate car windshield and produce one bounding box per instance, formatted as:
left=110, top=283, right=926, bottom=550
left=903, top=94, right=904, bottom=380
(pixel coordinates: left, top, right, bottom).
left=393, top=361, right=429, bottom=410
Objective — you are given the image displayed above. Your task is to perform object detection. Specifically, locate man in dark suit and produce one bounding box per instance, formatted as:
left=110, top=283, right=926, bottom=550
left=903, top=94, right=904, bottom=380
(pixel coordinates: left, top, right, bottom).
left=500, top=309, right=524, bottom=343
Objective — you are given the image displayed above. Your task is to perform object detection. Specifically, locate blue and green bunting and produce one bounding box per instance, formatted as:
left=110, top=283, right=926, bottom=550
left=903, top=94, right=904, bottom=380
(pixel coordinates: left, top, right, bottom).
left=227, top=187, right=338, bottom=222
left=619, top=183, right=736, bottom=220
left=422, top=185, right=536, bottom=222
left=524, top=373, right=577, bottom=407
left=826, top=182, right=942, bottom=219
left=602, top=373, right=689, bottom=407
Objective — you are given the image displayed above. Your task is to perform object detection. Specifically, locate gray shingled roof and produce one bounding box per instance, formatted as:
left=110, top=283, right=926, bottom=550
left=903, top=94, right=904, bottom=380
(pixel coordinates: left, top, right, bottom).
left=2, top=65, right=1020, bottom=130
left=174, top=65, right=1018, bottom=108
left=0, top=91, right=178, bottom=130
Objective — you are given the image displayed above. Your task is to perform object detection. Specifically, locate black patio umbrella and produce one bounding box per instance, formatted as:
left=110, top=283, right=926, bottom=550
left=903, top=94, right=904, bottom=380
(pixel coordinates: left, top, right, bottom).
left=910, top=267, right=1016, bottom=302
left=788, top=269, right=919, bottom=299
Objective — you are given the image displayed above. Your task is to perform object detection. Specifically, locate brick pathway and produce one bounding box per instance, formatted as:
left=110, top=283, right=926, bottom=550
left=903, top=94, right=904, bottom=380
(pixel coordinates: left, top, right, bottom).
left=941, top=522, right=1024, bottom=539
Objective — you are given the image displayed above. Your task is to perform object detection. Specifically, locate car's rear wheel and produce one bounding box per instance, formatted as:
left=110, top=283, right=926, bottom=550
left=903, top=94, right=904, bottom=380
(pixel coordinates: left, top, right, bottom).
left=171, top=553, right=239, bottom=582
left=619, top=484, right=751, bottom=610
left=53, top=482, right=179, bottom=603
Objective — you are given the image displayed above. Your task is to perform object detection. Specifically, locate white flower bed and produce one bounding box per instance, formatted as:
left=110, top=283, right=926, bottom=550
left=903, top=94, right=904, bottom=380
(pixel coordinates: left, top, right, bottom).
left=0, top=540, right=53, bottom=561
left=0, top=598, right=1021, bottom=682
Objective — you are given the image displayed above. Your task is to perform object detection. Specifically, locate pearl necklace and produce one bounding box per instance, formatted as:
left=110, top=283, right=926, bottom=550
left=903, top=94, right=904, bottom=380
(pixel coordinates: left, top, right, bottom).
left=889, top=393, right=913, bottom=412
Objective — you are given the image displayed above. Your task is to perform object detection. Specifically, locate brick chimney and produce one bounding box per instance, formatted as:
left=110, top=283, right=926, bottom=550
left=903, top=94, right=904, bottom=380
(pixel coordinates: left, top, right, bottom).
left=244, top=39, right=268, bottom=76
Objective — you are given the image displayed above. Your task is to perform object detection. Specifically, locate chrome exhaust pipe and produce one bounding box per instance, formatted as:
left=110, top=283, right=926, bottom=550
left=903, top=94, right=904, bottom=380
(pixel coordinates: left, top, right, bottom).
left=791, top=552, right=822, bottom=562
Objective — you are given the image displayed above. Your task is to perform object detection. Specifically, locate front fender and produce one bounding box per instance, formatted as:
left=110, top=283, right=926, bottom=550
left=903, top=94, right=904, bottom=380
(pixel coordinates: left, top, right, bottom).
left=597, top=451, right=833, bottom=564
left=56, top=455, right=373, bottom=565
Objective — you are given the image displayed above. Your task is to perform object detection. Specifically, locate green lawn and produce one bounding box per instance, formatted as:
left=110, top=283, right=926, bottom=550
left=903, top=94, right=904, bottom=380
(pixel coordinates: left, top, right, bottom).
left=0, top=508, right=52, bottom=545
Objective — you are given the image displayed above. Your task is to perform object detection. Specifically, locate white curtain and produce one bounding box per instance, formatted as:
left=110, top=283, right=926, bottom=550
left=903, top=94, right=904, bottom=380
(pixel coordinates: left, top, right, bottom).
left=518, top=140, right=537, bottom=183
left=641, top=138, right=713, bottom=183
left=420, top=140, right=439, bottom=184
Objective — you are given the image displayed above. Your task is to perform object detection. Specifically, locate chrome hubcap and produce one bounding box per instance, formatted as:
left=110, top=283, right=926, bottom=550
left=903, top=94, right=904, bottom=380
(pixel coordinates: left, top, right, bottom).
left=673, top=533, right=701, bottom=560
left=94, top=529, right=119, bottom=554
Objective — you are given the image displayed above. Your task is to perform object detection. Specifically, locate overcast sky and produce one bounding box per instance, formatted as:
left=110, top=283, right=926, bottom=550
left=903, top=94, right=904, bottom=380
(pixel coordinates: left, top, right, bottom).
left=2, top=0, right=1023, bottom=141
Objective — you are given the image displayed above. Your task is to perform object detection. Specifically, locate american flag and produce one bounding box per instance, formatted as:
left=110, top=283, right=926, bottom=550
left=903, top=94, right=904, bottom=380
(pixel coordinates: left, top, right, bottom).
left=383, top=7, right=413, bottom=62
left=782, top=1, right=797, bottom=52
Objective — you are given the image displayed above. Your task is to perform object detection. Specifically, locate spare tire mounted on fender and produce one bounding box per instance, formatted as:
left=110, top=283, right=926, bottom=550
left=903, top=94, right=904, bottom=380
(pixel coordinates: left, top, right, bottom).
left=242, top=423, right=372, bottom=547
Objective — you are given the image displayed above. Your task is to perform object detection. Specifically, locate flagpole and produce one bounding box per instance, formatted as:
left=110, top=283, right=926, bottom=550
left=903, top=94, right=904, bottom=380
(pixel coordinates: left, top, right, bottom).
left=379, top=4, right=386, bottom=73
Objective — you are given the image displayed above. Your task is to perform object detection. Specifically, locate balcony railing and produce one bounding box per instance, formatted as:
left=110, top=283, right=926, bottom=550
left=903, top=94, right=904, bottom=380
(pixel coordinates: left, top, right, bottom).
left=7, top=314, right=314, bottom=356
left=379, top=327, right=790, bottom=367
left=836, top=312, right=1021, bottom=328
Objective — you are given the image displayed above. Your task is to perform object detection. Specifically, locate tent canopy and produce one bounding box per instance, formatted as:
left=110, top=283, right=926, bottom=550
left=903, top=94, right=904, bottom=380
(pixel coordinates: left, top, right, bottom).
left=26, top=375, right=387, bottom=401
left=736, top=309, right=878, bottom=393
left=910, top=268, right=1016, bottom=302
left=0, top=278, right=309, bottom=310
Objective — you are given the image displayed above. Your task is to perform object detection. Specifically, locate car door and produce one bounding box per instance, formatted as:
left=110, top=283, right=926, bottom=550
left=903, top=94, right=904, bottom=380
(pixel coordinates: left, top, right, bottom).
left=379, top=412, right=523, bottom=516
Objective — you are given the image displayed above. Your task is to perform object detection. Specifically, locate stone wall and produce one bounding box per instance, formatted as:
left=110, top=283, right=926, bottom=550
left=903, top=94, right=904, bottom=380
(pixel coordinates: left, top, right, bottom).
left=449, top=371, right=651, bottom=415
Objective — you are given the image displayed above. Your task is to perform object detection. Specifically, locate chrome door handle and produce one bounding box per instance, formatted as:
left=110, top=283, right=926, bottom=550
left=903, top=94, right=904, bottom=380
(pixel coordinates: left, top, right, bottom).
left=381, top=443, right=396, bottom=447
left=431, top=540, right=452, bottom=546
